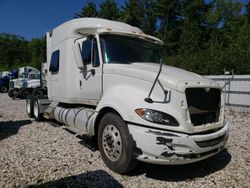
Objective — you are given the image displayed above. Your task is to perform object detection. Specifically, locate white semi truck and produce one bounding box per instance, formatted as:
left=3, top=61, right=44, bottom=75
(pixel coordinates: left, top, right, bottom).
left=26, top=18, right=229, bottom=174
left=9, top=66, right=46, bottom=99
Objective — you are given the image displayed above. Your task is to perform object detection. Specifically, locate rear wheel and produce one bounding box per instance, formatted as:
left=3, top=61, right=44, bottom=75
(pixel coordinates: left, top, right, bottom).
left=26, top=98, right=34, bottom=118
left=20, top=90, right=29, bottom=99
left=0, top=87, right=7, bottom=93
left=98, top=113, right=137, bottom=174
left=33, top=99, right=43, bottom=121
left=34, top=89, right=44, bottom=98
left=8, top=89, right=18, bottom=99
left=8, top=89, right=14, bottom=98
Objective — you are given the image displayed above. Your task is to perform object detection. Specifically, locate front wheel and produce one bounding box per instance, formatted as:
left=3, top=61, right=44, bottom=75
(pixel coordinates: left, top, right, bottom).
left=98, top=113, right=137, bottom=174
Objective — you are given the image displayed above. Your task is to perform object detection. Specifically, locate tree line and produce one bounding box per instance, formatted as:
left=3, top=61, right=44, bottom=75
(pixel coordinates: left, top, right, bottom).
left=0, top=33, right=45, bottom=71
left=1, top=0, right=250, bottom=75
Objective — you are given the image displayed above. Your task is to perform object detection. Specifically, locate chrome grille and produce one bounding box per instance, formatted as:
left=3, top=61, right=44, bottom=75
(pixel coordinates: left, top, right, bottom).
left=9, top=80, right=14, bottom=89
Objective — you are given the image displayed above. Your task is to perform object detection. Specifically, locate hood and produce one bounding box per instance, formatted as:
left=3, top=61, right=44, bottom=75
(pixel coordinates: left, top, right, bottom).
left=103, top=63, right=221, bottom=92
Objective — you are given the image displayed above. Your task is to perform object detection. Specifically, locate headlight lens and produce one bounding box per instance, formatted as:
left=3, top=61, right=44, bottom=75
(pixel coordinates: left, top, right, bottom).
left=135, top=108, right=179, bottom=126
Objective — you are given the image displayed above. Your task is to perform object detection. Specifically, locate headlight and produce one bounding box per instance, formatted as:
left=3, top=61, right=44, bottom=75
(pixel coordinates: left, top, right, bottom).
left=135, top=108, right=179, bottom=126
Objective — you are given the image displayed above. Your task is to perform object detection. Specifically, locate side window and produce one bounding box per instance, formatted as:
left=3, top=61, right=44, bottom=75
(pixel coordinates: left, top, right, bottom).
left=49, top=50, right=60, bottom=73
left=82, top=39, right=92, bottom=65
left=93, top=39, right=100, bottom=67
left=35, top=73, right=41, bottom=79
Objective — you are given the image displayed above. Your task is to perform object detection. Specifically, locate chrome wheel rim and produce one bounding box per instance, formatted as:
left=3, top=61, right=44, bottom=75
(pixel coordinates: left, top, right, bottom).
left=102, top=124, right=122, bottom=161
left=33, top=101, right=39, bottom=118
left=26, top=100, right=31, bottom=114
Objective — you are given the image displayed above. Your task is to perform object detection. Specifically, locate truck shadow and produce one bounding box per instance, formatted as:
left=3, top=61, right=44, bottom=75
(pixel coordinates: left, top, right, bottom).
left=29, top=170, right=123, bottom=188
left=127, top=149, right=231, bottom=181
left=0, top=120, right=32, bottom=141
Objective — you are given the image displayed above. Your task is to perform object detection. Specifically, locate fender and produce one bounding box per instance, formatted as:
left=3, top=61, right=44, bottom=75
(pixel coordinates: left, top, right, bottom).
left=97, top=84, right=151, bottom=120
left=87, top=83, right=150, bottom=136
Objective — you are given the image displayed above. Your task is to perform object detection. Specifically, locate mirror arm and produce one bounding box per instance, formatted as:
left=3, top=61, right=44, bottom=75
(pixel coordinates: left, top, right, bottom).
left=144, top=58, right=163, bottom=103
left=74, top=32, right=88, bottom=43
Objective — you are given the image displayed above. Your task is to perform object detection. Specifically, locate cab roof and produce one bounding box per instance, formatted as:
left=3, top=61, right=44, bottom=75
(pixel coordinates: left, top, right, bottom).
left=48, top=18, right=163, bottom=45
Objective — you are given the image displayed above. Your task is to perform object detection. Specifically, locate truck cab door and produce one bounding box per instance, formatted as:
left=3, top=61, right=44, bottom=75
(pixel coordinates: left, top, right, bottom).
left=78, top=37, right=102, bottom=101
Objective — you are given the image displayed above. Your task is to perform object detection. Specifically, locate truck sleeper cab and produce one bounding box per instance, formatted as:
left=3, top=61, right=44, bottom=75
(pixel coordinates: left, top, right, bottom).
left=26, top=18, right=229, bottom=174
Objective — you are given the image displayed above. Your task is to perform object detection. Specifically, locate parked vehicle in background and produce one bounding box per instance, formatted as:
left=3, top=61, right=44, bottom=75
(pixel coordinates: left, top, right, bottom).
left=0, top=71, right=10, bottom=78
left=8, top=66, right=45, bottom=99
left=26, top=18, right=229, bottom=174
left=0, top=70, right=18, bottom=93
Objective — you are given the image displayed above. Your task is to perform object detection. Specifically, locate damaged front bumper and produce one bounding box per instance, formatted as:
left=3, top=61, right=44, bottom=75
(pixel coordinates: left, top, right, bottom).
left=127, top=121, right=229, bottom=164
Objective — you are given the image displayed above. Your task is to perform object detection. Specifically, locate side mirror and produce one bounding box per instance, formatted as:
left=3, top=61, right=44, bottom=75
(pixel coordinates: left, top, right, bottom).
left=73, top=42, right=84, bottom=70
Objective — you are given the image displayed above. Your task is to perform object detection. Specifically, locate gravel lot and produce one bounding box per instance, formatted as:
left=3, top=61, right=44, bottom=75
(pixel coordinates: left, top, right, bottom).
left=0, top=93, right=249, bottom=188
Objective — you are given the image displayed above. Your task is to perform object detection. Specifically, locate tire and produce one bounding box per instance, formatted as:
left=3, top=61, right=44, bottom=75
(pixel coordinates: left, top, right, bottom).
left=8, top=89, right=14, bottom=98
left=20, top=90, right=29, bottom=99
left=98, top=113, right=137, bottom=174
left=8, top=89, right=18, bottom=99
left=33, top=89, right=44, bottom=98
left=0, top=87, right=8, bottom=93
left=26, top=98, right=34, bottom=118
left=33, top=99, right=43, bottom=121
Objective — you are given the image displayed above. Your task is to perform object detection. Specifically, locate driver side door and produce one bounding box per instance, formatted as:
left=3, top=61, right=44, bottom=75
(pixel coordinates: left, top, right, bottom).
left=78, top=37, right=102, bottom=102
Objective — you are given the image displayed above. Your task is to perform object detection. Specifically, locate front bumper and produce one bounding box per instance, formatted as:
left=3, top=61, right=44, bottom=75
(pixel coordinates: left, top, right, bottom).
left=128, top=121, right=229, bottom=164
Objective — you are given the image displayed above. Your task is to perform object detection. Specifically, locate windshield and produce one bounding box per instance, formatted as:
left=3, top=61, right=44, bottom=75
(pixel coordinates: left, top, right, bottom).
left=28, top=73, right=40, bottom=79
left=100, top=34, right=162, bottom=64
left=21, top=72, right=28, bottom=78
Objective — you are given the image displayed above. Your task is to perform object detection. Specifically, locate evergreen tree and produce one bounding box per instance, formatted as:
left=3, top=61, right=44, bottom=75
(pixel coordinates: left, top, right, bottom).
left=75, top=1, right=98, bottom=18
left=121, top=0, right=157, bottom=35
left=99, top=0, right=120, bottom=20
left=153, top=0, right=182, bottom=54
left=178, top=0, right=212, bottom=53
left=247, top=2, right=250, bottom=23
left=140, top=0, right=157, bottom=35
left=1, top=0, right=250, bottom=75
left=120, top=0, right=144, bottom=28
